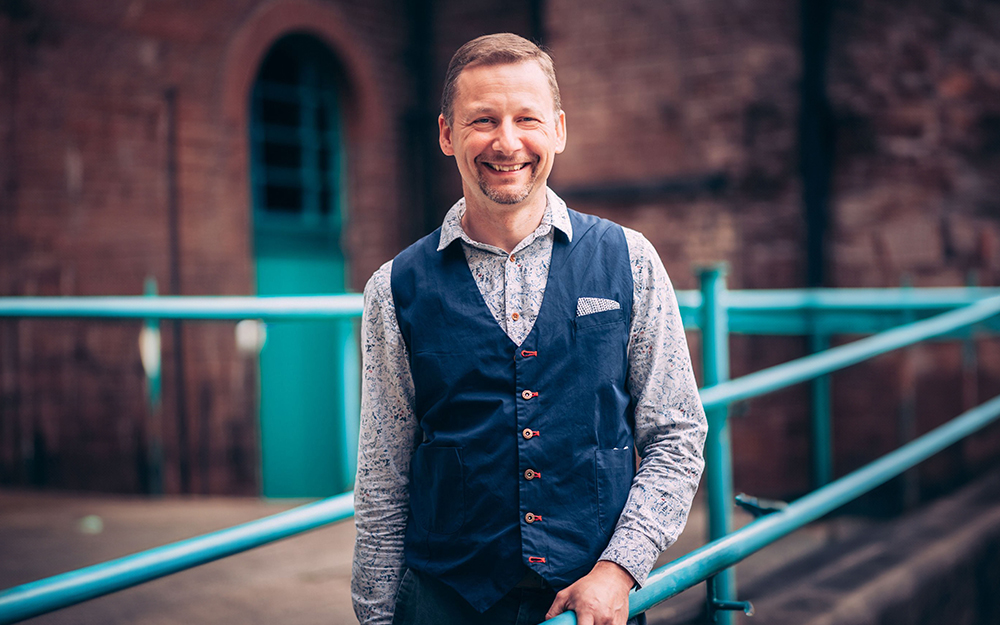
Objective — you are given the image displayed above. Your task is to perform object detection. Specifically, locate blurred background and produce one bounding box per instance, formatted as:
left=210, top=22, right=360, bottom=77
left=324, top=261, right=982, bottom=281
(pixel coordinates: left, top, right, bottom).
left=1, top=0, right=1000, bottom=512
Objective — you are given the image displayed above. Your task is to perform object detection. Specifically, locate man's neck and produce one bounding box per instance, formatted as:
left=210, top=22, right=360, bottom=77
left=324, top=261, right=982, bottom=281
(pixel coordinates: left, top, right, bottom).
left=461, top=189, right=548, bottom=253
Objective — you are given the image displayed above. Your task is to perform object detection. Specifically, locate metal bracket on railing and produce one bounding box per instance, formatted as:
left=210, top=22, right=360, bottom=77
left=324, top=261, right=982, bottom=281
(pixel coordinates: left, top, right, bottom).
left=735, top=493, right=788, bottom=518
left=712, top=599, right=755, bottom=617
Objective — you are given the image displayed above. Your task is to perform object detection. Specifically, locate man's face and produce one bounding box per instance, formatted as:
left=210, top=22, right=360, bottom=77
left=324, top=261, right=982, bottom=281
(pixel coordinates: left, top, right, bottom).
left=439, top=60, right=566, bottom=208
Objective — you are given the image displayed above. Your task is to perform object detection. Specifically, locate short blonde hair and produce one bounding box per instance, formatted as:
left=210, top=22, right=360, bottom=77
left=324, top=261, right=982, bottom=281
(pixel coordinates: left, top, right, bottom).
left=441, top=33, right=561, bottom=126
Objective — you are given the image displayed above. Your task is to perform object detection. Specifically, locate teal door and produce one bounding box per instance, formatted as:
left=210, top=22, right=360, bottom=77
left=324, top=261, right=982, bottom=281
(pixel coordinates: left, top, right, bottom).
left=250, top=35, right=358, bottom=498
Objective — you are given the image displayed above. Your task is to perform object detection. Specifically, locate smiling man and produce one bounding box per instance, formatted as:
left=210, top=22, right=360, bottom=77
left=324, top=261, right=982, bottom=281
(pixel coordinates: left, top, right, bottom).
left=352, top=34, right=707, bottom=625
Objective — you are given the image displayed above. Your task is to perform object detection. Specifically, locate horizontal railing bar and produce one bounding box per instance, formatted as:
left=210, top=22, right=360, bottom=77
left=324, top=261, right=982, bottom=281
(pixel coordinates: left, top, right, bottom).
left=699, top=295, right=1000, bottom=410
left=725, top=287, right=1000, bottom=311
left=2, top=288, right=997, bottom=324
left=541, top=393, right=1000, bottom=624
left=0, top=492, right=355, bottom=624
left=0, top=295, right=364, bottom=321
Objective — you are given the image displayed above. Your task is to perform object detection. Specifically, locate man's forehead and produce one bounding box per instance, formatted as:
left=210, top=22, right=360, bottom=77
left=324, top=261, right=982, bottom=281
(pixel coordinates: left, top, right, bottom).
left=453, top=60, right=556, bottom=109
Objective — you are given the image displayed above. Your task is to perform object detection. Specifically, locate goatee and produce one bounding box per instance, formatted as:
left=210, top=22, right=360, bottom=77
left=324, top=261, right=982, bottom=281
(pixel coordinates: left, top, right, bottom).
left=477, top=163, right=538, bottom=205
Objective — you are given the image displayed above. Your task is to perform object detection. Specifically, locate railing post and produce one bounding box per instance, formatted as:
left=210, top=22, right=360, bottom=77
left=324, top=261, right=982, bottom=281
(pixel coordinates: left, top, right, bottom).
left=698, top=264, right=737, bottom=624
left=809, top=333, right=833, bottom=488
left=140, top=277, right=164, bottom=495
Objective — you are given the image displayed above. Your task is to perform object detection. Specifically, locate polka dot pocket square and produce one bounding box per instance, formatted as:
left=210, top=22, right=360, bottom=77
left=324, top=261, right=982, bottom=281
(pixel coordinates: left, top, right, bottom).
left=577, top=297, right=621, bottom=317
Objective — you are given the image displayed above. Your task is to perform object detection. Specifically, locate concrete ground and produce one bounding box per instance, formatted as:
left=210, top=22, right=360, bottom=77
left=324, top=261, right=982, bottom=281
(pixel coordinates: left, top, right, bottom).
left=0, top=487, right=873, bottom=625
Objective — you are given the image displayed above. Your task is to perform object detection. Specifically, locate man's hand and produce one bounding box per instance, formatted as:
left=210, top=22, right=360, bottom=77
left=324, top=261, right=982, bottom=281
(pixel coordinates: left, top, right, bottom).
left=545, top=560, right=635, bottom=625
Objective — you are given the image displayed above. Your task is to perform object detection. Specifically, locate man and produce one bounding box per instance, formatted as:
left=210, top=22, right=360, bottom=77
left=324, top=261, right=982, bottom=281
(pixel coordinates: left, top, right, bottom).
left=352, top=33, right=706, bottom=625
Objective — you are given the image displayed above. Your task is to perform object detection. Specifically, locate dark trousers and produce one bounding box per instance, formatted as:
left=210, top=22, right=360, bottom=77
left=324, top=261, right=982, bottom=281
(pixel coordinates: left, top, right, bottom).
left=391, top=569, right=646, bottom=625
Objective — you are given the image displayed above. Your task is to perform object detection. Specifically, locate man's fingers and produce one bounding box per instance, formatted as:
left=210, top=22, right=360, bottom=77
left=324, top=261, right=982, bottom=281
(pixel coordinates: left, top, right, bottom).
left=545, top=590, right=571, bottom=620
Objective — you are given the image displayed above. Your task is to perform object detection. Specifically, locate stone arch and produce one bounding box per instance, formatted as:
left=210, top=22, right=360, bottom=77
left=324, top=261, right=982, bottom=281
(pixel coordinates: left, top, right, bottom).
left=221, top=0, right=384, bottom=143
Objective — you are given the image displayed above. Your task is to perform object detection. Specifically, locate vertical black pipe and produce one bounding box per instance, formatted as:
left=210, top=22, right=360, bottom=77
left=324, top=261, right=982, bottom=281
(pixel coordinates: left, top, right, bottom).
left=164, top=87, right=191, bottom=493
left=799, top=0, right=833, bottom=288
left=404, top=0, right=439, bottom=241
left=529, top=0, right=545, bottom=45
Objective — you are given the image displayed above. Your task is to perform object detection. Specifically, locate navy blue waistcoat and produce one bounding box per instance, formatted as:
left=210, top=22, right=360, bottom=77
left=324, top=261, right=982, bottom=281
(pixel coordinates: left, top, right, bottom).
left=391, top=208, right=636, bottom=612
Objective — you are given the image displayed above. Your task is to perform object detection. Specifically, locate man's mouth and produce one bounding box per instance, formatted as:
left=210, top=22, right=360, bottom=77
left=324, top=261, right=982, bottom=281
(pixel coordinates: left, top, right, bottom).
left=483, top=162, right=529, bottom=173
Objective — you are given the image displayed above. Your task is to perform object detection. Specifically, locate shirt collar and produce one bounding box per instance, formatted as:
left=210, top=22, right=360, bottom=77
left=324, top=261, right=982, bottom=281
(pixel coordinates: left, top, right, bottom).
left=437, top=187, right=573, bottom=252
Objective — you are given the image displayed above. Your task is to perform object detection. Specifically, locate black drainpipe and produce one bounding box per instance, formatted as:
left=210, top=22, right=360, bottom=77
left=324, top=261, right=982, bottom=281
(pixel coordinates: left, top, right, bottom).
left=529, top=0, right=545, bottom=45
left=799, top=0, right=833, bottom=288
left=403, top=0, right=440, bottom=242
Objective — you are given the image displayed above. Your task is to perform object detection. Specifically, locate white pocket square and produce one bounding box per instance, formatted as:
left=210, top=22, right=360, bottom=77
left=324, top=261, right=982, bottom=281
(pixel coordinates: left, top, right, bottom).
left=577, top=297, right=621, bottom=316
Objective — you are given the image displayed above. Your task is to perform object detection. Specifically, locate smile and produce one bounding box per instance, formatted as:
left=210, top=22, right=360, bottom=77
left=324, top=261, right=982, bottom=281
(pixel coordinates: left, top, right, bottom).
left=484, top=162, right=529, bottom=172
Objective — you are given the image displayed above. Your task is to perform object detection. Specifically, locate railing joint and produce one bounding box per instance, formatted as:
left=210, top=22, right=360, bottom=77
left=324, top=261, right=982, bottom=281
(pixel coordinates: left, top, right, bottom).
left=735, top=493, right=789, bottom=518
left=711, top=599, right=755, bottom=618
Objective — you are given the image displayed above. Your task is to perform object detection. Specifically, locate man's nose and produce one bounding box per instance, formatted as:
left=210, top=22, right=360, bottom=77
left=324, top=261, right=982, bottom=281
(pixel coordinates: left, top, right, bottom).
left=492, top=119, right=523, bottom=154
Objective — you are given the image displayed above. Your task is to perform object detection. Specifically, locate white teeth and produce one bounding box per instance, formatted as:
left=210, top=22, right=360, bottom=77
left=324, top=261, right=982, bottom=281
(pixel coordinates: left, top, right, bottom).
left=487, top=163, right=526, bottom=172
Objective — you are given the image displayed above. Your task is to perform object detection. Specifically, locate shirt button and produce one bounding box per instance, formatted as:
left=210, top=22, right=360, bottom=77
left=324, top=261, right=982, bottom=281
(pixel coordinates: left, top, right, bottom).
left=522, top=428, right=534, bottom=439
left=524, top=469, right=537, bottom=480
left=511, top=312, right=520, bottom=321
left=521, top=389, right=534, bottom=400
left=509, top=255, right=516, bottom=263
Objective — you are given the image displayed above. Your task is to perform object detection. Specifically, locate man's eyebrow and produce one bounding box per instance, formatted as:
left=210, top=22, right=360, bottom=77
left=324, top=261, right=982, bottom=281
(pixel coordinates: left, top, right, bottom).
left=460, top=107, right=496, bottom=122
left=461, top=105, right=547, bottom=120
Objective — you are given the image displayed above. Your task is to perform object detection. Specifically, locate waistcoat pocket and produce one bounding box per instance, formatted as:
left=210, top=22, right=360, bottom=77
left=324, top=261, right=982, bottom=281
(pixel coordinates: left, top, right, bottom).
left=575, top=308, right=624, bottom=331
left=410, top=446, right=465, bottom=535
left=595, top=448, right=635, bottom=534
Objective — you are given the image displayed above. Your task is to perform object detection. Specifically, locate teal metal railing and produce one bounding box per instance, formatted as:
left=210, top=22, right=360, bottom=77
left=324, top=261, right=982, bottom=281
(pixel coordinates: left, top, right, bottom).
left=1, top=281, right=1000, bottom=624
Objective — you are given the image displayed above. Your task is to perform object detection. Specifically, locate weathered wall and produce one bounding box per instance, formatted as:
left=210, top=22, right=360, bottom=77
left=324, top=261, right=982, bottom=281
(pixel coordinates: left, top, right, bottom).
left=825, top=0, right=1000, bottom=501
left=2, top=0, right=999, bottom=497
left=0, top=0, right=413, bottom=493
left=545, top=0, right=1000, bottom=500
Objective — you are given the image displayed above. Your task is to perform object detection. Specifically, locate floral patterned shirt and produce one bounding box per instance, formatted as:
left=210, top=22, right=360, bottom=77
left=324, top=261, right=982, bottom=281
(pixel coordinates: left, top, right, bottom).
left=352, top=188, right=707, bottom=624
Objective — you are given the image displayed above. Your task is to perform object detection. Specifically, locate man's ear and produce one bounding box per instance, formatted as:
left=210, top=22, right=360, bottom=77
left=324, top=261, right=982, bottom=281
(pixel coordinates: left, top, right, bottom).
left=439, top=114, right=454, bottom=156
left=554, top=109, right=567, bottom=154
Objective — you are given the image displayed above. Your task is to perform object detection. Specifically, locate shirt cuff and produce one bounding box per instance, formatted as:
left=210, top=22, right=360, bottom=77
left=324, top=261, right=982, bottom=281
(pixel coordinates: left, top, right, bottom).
left=598, top=528, right=661, bottom=588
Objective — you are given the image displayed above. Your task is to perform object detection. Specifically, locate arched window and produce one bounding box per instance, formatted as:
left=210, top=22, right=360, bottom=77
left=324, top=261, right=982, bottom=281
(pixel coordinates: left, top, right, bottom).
left=250, top=34, right=344, bottom=234
left=248, top=34, right=355, bottom=498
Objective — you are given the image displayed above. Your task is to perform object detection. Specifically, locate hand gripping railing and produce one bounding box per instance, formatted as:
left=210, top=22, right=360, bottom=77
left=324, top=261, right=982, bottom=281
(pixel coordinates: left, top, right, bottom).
left=538, top=394, right=1000, bottom=624
left=541, top=292, right=1000, bottom=624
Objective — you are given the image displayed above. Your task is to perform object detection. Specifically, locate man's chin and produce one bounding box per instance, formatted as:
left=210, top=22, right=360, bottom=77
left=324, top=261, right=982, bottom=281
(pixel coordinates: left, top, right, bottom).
left=478, top=181, right=537, bottom=206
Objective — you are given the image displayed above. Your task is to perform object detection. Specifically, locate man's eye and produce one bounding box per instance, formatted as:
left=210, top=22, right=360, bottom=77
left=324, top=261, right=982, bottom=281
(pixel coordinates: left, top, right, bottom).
left=473, top=118, right=492, bottom=125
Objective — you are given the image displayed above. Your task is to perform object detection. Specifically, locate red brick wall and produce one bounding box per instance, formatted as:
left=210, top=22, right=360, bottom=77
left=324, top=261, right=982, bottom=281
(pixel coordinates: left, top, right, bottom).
left=545, top=0, right=1000, bottom=502
left=3, top=0, right=999, bottom=500
left=823, top=0, right=1000, bottom=503
left=0, top=0, right=413, bottom=494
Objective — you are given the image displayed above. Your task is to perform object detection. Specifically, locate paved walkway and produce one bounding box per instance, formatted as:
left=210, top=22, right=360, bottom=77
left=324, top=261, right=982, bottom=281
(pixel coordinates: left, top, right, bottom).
left=0, top=489, right=865, bottom=624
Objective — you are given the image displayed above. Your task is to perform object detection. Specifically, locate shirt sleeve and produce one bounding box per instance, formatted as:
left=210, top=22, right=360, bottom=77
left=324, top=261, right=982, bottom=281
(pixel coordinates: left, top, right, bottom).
left=351, top=261, right=420, bottom=625
left=598, top=229, right=708, bottom=585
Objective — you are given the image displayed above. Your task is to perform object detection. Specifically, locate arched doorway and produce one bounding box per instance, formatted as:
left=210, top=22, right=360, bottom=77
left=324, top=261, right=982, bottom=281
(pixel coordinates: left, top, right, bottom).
left=249, top=33, right=355, bottom=497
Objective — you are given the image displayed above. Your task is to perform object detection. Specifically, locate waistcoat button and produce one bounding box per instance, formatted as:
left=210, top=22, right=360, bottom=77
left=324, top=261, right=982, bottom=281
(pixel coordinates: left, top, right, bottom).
left=524, top=469, right=537, bottom=480
left=525, top=512, right=539, bottom=523
left=522, top=428, right=534, bottom=439
left=521, top=389, right=534, bottom=400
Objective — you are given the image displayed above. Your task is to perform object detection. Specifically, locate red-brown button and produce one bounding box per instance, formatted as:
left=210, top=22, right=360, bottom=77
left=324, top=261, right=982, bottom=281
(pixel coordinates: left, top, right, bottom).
left=524, top=469, right=539, bottom=480
left=522, top=428, right=540, bottom=439
left=525, top=512, right=541, bottom=523
left=509, top=255, right=516, bottom=263
left=511, top=312, right=520, bottom=321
